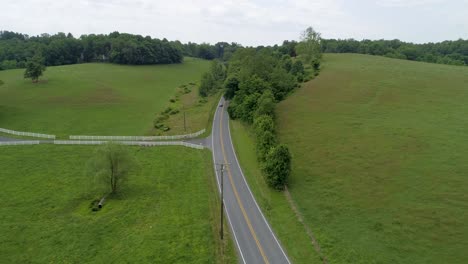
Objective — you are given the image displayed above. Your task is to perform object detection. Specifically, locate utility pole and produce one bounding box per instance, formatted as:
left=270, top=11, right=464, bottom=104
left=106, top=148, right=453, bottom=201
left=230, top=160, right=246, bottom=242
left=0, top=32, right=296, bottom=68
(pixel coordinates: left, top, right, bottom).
left=217, top=163, right=229, bottom=240
left=220, top=164, right=224, bottom=239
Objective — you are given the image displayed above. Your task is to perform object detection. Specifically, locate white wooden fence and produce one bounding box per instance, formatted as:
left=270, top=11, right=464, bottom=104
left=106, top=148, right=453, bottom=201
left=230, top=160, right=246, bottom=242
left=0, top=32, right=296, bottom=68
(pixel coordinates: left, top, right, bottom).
left=69, top=129, right=206, bottom=141
left=0, top=128, right=56, bottom=139
left=0, top=141, right=40, bottom=146
left=53, top=140, right=204, bottom=149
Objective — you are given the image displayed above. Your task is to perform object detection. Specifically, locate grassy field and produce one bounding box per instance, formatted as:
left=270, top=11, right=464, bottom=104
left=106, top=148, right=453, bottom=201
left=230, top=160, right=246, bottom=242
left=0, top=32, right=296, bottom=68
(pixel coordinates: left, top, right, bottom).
left=0, top=58, right=210, bottom=137
left=230, top=120, right=322, bottom=264
left=276, top=54, right=468, bottom=263
left=0, top=145, right=236, bottom=263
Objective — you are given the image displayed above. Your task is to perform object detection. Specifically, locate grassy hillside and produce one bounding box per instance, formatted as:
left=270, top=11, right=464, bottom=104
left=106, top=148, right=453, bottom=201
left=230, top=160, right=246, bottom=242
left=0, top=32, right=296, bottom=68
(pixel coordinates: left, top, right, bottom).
left=0, top=58, right=209, bottom=137
left=276, top=54, right=468, bottom=263
left=0, top=145, right=236, bottom=263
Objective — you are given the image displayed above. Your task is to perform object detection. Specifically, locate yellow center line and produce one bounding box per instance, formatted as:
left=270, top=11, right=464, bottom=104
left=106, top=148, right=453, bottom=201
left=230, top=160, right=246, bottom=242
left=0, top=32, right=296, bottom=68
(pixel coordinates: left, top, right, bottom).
left=219, top=105, right=270, bottom=264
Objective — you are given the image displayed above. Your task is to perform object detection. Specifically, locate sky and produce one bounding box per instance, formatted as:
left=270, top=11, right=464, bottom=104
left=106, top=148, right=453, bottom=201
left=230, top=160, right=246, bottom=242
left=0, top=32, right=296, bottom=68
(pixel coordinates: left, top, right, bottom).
left=1, top=0, right=467, bottom=46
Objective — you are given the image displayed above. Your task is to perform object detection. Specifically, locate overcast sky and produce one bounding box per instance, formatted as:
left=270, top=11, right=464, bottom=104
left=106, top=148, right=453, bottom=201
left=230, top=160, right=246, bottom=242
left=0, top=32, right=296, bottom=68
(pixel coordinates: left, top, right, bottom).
left=1, top=0, right=467, bottom=46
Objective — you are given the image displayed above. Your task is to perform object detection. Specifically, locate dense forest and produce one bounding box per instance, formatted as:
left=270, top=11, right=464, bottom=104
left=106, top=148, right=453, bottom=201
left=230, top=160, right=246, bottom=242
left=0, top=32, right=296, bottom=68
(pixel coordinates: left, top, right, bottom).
left=0, top=30, right=243, bottom=70
left=321, top=38, right=468, bottom=66
left=0, top=31, right=184, bottom=69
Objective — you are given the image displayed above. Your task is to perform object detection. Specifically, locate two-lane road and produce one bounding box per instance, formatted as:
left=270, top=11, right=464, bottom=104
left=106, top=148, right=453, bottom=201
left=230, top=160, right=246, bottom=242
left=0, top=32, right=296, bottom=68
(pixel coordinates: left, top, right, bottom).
left=211, top=97, right=290, bottom=264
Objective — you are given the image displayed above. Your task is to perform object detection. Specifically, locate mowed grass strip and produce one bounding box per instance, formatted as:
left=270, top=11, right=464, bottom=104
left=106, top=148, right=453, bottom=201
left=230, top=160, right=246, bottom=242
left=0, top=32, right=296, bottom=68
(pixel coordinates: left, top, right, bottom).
left=0, top=58, right=209, bottom=137
left=276, top=53, right=468, bottom=263
left=0, top=145, right=236, bottom=263
left=230, top=120, right=322, bottom=264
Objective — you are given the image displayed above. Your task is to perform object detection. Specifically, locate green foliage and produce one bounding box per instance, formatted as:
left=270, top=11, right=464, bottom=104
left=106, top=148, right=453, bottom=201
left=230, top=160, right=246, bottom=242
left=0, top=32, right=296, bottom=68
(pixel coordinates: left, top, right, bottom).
left=254, top=90, right=276, bottom=119
left=199, top=60, right=226, bottom=97
left=0, top=30, right=183, bottom=68
left=0, top=79, right=3, bottom=86
left=23, top=54, right=46, bottom=83
left=210, top=59, right=226, bottom=83
left=163, top=106, right=173, bottom=114
left=269, top=66, right=297, bottom=100
left=281, top=55, right=293, bottom=72
left=223, top=33, right=316, bottom=190
left=256, top=130, right=276, bottom=161
left=253, top=115, right=275, bottom=136
left=253, top=115, right=276, bottom=161
left=181, top=41, right=241, bottom=61
left=224, top=76, right=239, bottom=99
left=0, top=60, right=18, bottom=70
left=87, top=143, right=137, bottom=194
left=199, top=72, right=215, bottom=97
left=322, top=38, right=468, bottom=66
left=239, top=74, right=270, bottom=95
left=229, top=92, right=261, bottom=124
left=296, top=27, right=322, bottom=69
left=228, top=75, right=270, bottom=122
left=291, top=60, right=305, bottom=76
left=263, top=144, right=291, bottom=190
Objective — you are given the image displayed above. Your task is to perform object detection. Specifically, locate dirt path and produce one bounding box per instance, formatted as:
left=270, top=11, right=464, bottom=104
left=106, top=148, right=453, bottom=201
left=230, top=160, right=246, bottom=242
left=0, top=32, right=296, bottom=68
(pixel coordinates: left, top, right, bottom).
left=284, top=186, right=328, bottom=264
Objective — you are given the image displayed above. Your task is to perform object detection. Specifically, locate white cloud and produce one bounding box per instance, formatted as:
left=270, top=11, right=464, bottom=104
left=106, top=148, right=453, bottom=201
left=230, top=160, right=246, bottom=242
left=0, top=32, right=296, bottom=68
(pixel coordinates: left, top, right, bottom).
left=376, top=0, right=444, bottom=7
left=0, top=0, right=466, bottom=45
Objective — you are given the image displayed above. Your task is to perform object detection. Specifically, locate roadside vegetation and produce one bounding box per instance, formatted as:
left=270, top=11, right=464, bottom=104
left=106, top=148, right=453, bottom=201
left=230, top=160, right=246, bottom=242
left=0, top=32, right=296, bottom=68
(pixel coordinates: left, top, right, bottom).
left=223, top=27, right=321, bottom=190
left=230, top=120, right=322, bottom=264
left=151, top=81, right=221, bottom=135
left=0, top=145, right=236, bottom=263
left=276, top=53, right=468, bottom=263
left=0, top=58, right=209, bottom=137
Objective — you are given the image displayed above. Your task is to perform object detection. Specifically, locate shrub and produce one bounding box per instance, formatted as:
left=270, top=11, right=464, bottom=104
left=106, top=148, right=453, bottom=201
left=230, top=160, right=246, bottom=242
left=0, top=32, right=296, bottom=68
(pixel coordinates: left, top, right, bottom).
left=254, top=90, right=276, bottom=120
left=154, top=123, right=164, bottom=129
left=169, top=98, right=176, bottom=103
left=263, top=144, right=291, bottom=190
left=253, top=115, right=275, bottom=137
left=153, top=114, right=169, bottom=127
left=256, top=130, right=276, bottom=161
left=162, top=107, right=173, bottom=114
left=297, top=74, right=304, bottom=82
left=170, top=109, right=179, bottom=115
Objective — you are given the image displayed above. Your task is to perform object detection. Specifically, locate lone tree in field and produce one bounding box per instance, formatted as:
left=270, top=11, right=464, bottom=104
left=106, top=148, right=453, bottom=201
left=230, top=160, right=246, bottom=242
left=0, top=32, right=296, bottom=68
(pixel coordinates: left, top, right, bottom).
left=88, top=143, right=136, bottom=194
left=24, top=54, right=46, bottom=83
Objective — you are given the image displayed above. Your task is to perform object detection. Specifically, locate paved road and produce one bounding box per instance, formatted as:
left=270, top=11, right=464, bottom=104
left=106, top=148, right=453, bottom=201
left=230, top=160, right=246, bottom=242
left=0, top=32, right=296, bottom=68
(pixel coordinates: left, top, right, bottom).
left=211, top=97, right=290, bottom=264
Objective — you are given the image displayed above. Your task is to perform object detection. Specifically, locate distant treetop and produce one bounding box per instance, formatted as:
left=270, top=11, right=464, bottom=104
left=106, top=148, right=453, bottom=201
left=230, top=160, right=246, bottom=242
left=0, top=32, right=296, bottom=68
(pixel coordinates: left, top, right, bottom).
left=321, top=38, right=468, bottom=66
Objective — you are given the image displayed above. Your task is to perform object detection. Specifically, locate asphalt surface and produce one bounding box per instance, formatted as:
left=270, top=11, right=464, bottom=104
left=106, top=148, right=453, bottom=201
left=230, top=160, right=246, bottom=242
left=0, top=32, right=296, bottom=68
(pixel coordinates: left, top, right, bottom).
left=211, top=97, right=290, bottom=264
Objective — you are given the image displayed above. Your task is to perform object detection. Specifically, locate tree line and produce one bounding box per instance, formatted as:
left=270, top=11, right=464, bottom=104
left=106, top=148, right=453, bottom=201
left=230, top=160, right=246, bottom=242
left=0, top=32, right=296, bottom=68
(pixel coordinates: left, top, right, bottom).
left=200, top=27, right=322, bottom=190
left=180, top=42, right=242, bottom=61
left=321, top=38, right=468, bottom=66
left=0, top=31, right=183, bottom=70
